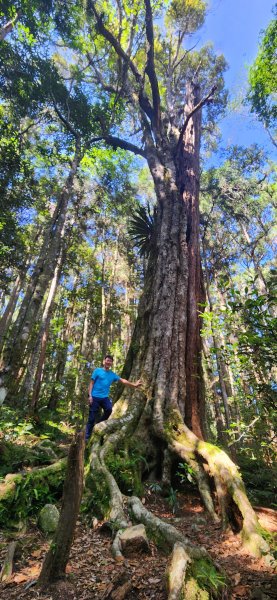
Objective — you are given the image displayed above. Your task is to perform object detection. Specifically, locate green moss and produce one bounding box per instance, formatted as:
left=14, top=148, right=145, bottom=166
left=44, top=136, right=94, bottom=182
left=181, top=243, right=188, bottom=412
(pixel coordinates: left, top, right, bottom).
left=0, top=462, right=66, bottom=528
left=164, top=409, right=184, bottom=440
left=105, top=442, right=144, bottom=496
left=256, top=523, right=277, bottom=549
left=83, top=470, right=111, bottom=519
left=183, top=577, right=210, bottom=599
left=145, top=526, right=172, bottom=554
left=198, top=442, right=222, bottom=457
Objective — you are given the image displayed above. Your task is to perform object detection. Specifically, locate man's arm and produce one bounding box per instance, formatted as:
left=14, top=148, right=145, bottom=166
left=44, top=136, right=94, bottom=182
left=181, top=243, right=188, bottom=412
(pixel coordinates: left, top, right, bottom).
left=119, top=378, right=142, bottom=388
left=88, top=379, right=94, bottom=404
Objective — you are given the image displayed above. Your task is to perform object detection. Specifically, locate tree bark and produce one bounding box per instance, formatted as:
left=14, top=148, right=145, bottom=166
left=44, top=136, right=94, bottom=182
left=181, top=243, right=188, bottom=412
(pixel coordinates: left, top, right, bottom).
left=84, top=0, right=272, bottom=573
left=86, top=95, right=270, bottom=563
left=0, top=139, right=82, bottom=403
left=38, top=431, right=84, bottom=586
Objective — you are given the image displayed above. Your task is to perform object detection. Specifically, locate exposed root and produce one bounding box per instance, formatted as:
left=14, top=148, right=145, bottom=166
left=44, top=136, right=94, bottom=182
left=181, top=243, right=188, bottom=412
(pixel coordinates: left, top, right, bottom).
left=166, top=542, right=190, bottom=600
left=85, top=395, right=146, bottom=528
left=112, top=529, right=124, bottom=560
left=128, top=495, right=208, bottom=559
left=167, top=416, right=272, bottom=560
left=129, top=496, right=227, bottom=599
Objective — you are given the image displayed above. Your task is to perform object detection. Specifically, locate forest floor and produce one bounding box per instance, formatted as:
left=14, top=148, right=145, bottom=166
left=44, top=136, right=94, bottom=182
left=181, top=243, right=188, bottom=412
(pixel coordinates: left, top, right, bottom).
left=0, top=490, right=276, bottom=600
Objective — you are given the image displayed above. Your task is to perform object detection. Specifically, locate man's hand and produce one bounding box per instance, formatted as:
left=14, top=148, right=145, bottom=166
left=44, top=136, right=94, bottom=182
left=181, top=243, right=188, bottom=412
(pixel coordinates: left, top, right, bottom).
left=119, top=378, right=142, bottom=388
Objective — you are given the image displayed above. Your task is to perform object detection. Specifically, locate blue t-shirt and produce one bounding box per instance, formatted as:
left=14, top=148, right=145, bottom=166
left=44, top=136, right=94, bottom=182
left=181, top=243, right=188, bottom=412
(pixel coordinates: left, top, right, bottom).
left=91, top=368, right=120, bottom=398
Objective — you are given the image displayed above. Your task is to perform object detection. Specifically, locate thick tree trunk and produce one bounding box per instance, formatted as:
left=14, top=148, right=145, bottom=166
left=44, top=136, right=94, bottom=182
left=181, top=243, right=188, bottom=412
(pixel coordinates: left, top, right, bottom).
left=86, top=84, right=271, bottom=571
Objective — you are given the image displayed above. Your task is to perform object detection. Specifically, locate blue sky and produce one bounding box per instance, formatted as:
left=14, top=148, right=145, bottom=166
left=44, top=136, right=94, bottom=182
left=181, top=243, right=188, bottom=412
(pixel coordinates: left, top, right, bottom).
left=197, top=0, right=276, bottom=157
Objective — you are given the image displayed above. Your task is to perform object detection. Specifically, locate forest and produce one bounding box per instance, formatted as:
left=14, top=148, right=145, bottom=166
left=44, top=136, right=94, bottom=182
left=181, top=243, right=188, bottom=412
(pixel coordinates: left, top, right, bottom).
left=0, top=1, right=276, bottom=599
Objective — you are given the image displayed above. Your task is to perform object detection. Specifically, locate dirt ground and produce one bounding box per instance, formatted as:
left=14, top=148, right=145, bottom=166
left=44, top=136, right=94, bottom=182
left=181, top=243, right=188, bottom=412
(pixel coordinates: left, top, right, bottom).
left=0, top=491, right=276, bottom=600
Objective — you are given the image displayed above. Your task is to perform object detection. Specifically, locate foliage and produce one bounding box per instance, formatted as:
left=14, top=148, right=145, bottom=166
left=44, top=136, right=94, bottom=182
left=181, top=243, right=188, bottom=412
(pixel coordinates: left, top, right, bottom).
left=247, top=4, right=277, bottom=131
left=0, top=473, right=63, bottom=528
left=128, top=203, right=157, bottom=258
left=189, top=558, right=227, bottom=596
left=176, top=461, right=196, bottom=485
left=238, top=454, right=277, bottom=508
left=82, top=471, right=111, bottom=519
left=166, top=486, right=179, bottom=514
left=106, top=446, right=145, bottom=495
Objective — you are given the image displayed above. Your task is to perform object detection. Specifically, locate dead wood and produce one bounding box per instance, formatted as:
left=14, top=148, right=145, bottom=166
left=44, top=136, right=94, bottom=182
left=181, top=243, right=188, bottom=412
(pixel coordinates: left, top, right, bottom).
left=38, top=431, right=84, bottom=586
left=0, top=541, right=17, bottom=582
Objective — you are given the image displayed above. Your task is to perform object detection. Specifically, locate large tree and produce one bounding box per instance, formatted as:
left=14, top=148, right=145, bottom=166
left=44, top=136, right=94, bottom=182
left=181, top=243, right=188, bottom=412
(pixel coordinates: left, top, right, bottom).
left=0, top=1, right=272, bottom=592
left=69, top=0, right=272, bottom=585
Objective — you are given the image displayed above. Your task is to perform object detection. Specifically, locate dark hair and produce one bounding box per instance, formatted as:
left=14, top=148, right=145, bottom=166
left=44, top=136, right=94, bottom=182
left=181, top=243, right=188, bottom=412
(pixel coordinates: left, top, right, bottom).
left=105, top=354, right=114, bottom=361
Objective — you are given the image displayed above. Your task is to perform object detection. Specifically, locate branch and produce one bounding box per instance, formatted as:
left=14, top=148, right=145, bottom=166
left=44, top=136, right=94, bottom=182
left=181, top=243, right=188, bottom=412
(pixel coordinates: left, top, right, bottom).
left=87, top=1, right=154, bottom=122
left=177, top=85, right=217, bottom=148
left=100, top=135, right=147, bottom=157
left=144, top=0, right=161, bottom=131
left=228, top=417, right=260, bottom=447
left=172, top=42, right=199, bottom=73
left=51, top=94, right=79, bottom=138
left=0, top=10, right=21, bottom=41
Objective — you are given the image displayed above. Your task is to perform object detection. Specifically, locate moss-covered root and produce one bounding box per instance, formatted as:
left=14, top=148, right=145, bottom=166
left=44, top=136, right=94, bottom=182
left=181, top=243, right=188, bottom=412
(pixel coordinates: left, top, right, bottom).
left=129, top=497, right=226, bottom=599
left=86, top=439, right=128, bottom=528
left=197, top=440, right=272, bottom=561
left=128, top=496, right=207, bottom=559
left=167, top=543, right=212, bottom=600
left=0, top=459, right=67, bottom=504
left=168, top=421, right=272, bottom=560
left=0, top=459, right=67, bottom=527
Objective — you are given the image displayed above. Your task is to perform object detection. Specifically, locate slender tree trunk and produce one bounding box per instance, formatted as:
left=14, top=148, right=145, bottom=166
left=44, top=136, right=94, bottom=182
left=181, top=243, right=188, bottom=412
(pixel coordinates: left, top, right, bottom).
left=0, top=140, right=82, bottom=403
left=38, top=431, right=84, bottom=587
left=0, top=274, right=22, bottom=354
left=27, top=240, right=66, bottom=413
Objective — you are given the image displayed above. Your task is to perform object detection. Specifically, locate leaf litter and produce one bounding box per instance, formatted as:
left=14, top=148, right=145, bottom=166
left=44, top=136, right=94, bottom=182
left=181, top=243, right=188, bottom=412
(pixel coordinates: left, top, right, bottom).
left=0, top=491, right=276, bottom=599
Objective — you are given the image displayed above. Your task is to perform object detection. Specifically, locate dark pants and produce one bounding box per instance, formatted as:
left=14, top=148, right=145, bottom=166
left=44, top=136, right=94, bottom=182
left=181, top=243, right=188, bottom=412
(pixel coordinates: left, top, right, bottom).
left=85, top=396, right=112, bottom=440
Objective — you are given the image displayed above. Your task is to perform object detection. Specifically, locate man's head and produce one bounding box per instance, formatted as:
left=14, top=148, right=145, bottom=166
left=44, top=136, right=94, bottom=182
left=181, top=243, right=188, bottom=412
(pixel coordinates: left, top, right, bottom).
left=103, top=355, right=114, bottom=369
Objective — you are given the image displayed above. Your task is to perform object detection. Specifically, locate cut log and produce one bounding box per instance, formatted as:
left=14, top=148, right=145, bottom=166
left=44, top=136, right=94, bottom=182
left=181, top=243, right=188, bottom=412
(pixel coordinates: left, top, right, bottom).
left=120, top=524, right=150, bottom=557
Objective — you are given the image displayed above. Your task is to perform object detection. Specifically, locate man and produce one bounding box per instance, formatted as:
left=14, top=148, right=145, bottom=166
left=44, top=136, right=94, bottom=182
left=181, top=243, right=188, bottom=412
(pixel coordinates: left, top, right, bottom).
left=85, top=354, right=142, bottom=441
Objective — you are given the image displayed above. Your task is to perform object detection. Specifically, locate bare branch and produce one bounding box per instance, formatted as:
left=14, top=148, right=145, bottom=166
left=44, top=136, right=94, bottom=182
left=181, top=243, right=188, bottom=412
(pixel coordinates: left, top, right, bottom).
left=177, top=85, right=217, bottom=148
left=228, top=417, right=260, bottom=447
left=51, top=94, right=79, bottom=138
left=101, top=135, right=147, bottom=157
left=85, top=134, right=146, bottom=158
left=144, top=0, right=161, bottom=131
left=172, top=42, right=199, bottom=73
left=87, top=1, right=154, bottom=123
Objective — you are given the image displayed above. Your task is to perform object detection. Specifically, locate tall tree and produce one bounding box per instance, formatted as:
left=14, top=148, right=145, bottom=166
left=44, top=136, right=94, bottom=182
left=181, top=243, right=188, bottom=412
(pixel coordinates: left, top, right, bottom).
left=69, top=0, right=270, bottom=570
